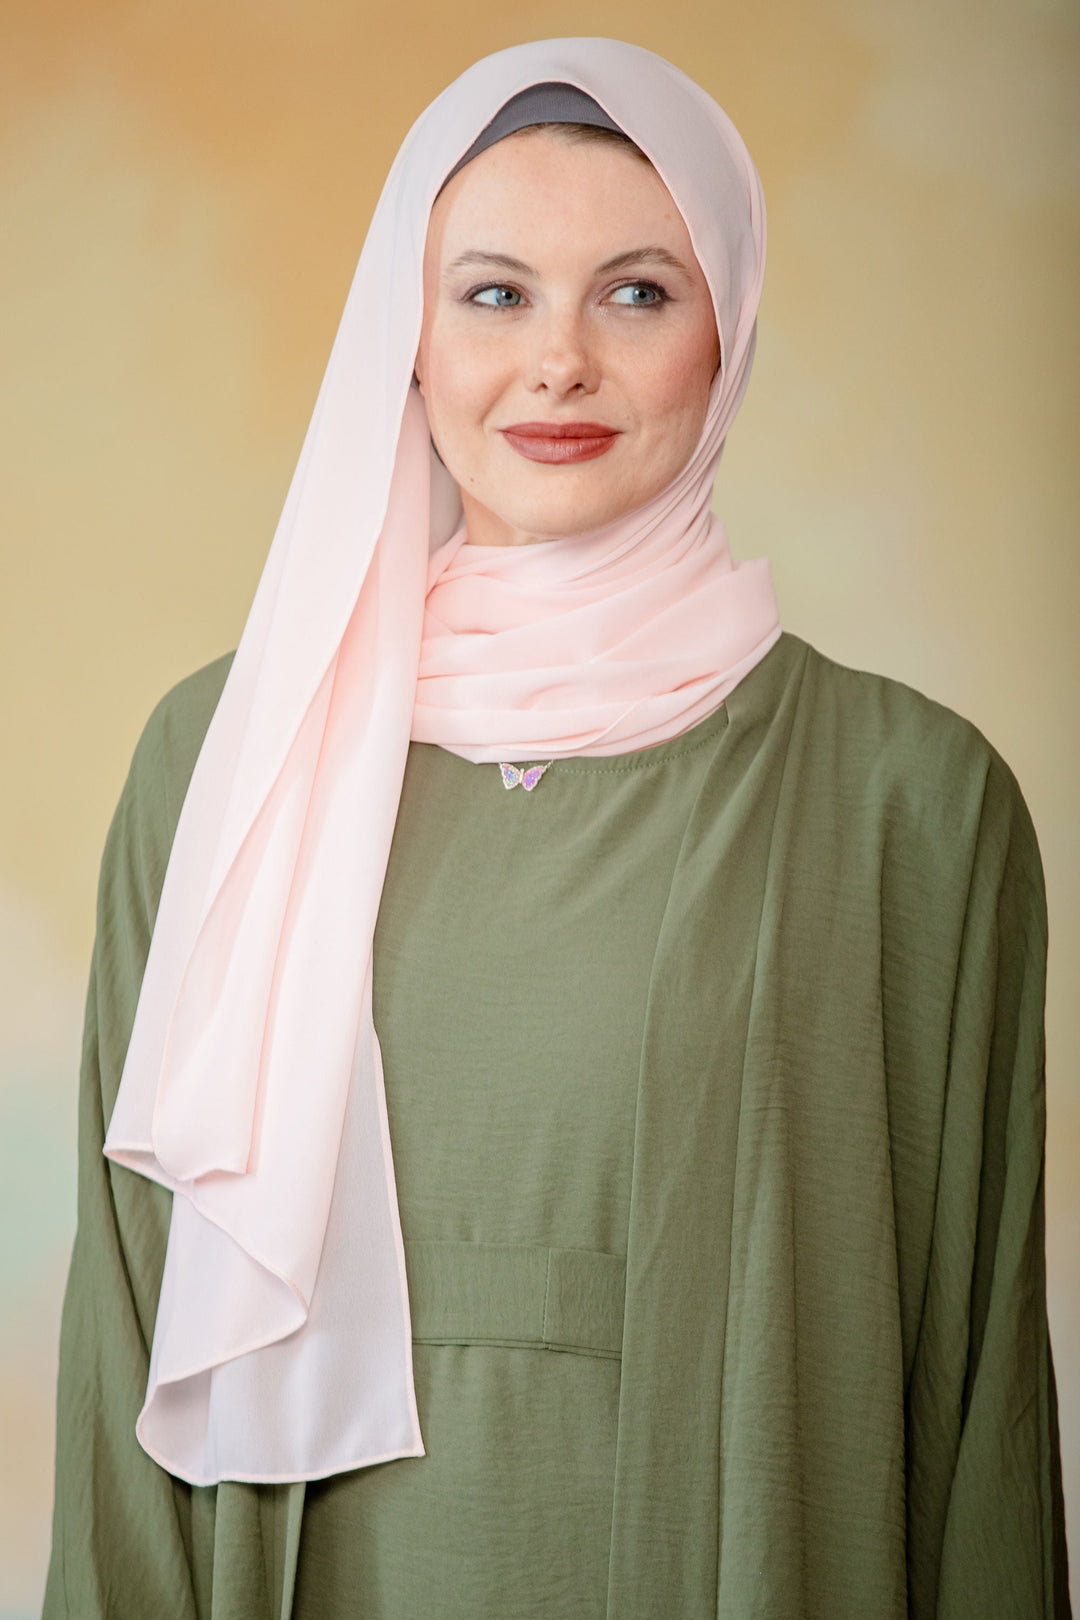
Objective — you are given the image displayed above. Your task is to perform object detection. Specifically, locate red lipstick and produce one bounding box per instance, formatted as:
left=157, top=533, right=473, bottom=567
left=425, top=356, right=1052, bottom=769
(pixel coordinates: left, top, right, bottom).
left=499, top=421, right=621, bottom=464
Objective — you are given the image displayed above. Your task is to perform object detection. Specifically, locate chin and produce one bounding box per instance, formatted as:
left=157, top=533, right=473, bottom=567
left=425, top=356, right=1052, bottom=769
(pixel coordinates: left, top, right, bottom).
left=493, top=489, right=634, bottom=540
left=507, top=510, right=624, bottom=541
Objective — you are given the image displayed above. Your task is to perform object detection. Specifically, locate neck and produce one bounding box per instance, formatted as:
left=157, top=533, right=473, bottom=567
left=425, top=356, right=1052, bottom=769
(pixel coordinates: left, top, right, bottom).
left=459, top=490, right=569, bottom=548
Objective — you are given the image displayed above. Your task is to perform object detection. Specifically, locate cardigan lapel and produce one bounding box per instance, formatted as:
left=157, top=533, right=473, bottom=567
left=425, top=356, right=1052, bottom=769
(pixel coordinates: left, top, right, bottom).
left=607, top=630, right=812, bottom=1615
left=607, top=630, right=909, bottom=1617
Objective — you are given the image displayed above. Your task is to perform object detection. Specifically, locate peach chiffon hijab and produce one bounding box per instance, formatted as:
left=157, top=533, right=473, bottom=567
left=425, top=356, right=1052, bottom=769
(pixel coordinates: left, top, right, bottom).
left=103, top=36, right=781, bottom=1485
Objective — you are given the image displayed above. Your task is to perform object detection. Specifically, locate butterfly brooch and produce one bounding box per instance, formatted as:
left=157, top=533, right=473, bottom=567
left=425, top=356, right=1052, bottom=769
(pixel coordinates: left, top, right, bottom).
left=498, top=761, right=554, bottom=792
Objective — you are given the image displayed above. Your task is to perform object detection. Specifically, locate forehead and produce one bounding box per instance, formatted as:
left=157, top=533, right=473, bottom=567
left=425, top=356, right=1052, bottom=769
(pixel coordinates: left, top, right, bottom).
left=427, top=129, right=697, bottom=266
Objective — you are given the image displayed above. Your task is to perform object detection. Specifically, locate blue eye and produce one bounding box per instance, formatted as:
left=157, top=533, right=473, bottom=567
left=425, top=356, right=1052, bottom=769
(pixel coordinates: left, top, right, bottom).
left=470, top=285, right=523, bottom=307
left=609, top=282, right=666, bottom=306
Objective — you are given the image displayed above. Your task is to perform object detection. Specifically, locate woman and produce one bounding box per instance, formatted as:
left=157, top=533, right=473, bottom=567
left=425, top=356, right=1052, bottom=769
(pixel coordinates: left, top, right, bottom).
left=44, top=36, right=1069, bottom=1620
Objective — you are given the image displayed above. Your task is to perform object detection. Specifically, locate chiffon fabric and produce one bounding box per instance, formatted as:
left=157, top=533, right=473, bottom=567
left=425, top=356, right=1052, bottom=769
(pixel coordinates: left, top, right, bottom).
left=102, top=36, right=781, bottom=1486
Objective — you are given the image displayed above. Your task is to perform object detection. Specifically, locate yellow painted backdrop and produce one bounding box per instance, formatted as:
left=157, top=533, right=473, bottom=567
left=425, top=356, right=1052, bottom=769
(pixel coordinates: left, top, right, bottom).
left=2, top=1, right=1076, bottom=1611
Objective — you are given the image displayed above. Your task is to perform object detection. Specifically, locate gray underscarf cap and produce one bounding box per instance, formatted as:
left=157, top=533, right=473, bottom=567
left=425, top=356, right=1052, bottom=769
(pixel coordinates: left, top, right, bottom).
left=439, top=81, right=627, bottom=193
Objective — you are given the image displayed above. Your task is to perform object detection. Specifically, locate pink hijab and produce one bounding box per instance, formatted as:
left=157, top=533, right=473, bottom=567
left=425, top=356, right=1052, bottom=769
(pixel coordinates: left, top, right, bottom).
left=103, top=36, right=781, bottom=1485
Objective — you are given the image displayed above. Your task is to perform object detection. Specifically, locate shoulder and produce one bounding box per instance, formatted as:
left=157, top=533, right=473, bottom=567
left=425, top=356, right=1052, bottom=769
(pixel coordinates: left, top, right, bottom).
left=126, top=649, right=237, bottom=835
left=101, top=651, right=236, bottom=928
left=795, top=633, right=994, bottom=772
left=770, top=633, right=1046, bottom=930
left=789, top=633, right=1035, bottom=850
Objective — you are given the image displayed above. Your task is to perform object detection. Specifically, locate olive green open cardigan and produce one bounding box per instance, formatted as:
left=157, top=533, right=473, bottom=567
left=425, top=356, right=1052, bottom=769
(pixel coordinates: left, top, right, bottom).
left=43, top=630, right=1070, bottom=1618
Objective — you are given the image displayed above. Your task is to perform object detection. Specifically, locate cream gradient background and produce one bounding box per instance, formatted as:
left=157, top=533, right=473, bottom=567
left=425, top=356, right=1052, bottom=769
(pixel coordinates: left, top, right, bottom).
left=1, top=0, right=1076, bottom=1613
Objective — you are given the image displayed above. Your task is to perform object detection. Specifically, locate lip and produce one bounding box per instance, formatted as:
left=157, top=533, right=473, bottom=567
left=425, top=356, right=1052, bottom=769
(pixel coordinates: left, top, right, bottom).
left=499, top=421, right=622, bottom=465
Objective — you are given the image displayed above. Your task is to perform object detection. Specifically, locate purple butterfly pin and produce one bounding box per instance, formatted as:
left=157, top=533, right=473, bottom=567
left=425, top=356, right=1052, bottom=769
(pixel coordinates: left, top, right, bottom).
left=498, top=761, right=553, bottom=792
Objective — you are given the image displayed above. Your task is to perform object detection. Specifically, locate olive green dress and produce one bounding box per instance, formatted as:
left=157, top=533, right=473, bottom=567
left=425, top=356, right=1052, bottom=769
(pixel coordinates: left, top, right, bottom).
left=42, top=631, right=1070, bottom=1619
left=293, top=695, right=725, bottom=1617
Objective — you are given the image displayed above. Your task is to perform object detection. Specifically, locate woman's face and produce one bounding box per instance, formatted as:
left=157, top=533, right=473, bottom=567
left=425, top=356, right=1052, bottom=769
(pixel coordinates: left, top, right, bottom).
left=414, top=129, right=721, bottom=547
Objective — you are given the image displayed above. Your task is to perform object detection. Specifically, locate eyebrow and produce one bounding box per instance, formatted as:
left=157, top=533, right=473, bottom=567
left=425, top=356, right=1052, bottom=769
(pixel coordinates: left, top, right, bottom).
left=444, top=245, right=692, bottom=279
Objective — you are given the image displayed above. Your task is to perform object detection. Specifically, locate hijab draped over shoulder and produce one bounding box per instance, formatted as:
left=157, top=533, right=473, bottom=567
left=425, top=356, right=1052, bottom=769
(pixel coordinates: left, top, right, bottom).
left=102, top=36, right=781, bottom=1486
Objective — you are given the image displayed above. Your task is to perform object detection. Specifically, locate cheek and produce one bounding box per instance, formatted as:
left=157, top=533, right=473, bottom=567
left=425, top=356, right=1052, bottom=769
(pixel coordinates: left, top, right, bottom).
left=633, top=327, right=717, bottom=443
left=424, top=318, right=509, bottom=433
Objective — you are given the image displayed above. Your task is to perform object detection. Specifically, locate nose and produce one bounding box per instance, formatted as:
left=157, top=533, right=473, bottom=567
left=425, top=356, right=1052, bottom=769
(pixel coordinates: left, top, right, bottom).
left=525, top=306, right=600, bottom=398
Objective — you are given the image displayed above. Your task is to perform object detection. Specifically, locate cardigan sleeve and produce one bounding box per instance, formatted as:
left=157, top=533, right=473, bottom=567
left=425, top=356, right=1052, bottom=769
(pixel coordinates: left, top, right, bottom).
left=41, top=699, right=203, bottom=1620
left=905, top=749, right=1071, bottom=1618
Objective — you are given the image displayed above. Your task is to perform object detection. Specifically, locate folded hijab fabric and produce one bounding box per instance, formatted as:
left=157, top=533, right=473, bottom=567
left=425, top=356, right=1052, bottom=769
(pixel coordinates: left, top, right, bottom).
left=102, top=36, right=782, bottom=1486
